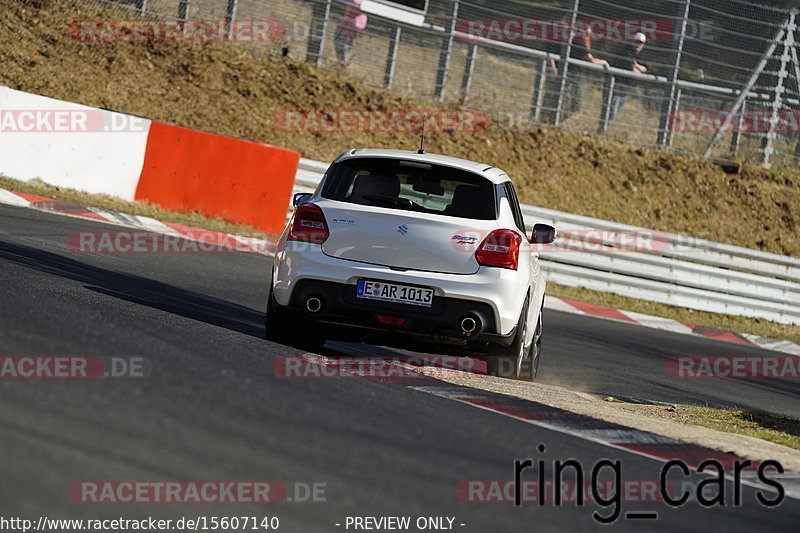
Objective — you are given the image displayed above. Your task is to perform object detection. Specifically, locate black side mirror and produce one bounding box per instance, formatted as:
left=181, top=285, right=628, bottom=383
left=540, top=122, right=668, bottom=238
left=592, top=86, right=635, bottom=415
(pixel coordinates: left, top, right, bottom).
left=293, top=193, right=313, bottom=207
left=531, top=224, right=556, bottom=244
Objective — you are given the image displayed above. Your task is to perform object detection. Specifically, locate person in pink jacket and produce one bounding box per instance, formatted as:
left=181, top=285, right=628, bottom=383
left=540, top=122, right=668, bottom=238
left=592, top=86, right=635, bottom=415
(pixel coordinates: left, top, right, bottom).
left=334, top=0, right=368, bottom=64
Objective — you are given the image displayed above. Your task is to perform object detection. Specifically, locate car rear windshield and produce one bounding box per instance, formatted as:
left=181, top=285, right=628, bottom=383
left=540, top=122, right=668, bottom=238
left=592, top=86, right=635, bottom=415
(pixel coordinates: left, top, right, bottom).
left=320, top=157, right=497, bottom=220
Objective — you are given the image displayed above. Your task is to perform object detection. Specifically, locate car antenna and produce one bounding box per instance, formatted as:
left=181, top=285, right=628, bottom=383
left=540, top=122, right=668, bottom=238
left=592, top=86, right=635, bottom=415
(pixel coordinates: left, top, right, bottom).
left=417, top=116, right=426, bottom=154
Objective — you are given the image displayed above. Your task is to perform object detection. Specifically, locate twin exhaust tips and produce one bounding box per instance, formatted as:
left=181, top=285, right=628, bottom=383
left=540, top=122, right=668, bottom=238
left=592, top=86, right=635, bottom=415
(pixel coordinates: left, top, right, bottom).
left=305, top=294, right=481, bottom=338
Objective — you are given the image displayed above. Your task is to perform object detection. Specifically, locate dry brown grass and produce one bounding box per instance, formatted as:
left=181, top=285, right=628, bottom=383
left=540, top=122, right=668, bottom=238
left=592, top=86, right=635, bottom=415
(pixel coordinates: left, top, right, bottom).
left=1, top=0, right=798, bottom=257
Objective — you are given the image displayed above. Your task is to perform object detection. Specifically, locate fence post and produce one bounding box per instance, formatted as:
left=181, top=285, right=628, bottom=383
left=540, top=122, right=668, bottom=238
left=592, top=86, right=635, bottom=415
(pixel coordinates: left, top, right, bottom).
left=459, top=43, right=478, bottom=106
left=553, top=0, right=579, bottom=126
left=761, top=12, right=795, bottom=167
left=178, top=0, right=190, bottom=21
left=729, top=99, right=746, bottom=155
left=137, top=1, right=147, bottom=15
left=598, top=74, right=615, bottom=132
left=306, top=0, right=332, bottom=67
left=789, top=44, right=800, bottom=161
left=384, top=27, right=402, bottom=89
left=530, top=58, right=549, bottom=123
left=225, top=0, right=239, bottom=40
left=657, top=0, right=691, bottom=146
left=434, top=0, right=459, bottom=101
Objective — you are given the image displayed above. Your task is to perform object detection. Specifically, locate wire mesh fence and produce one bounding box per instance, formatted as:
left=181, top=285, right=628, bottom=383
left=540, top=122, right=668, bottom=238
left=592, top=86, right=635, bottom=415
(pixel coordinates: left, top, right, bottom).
left=70, top=0, right=800, bottom=168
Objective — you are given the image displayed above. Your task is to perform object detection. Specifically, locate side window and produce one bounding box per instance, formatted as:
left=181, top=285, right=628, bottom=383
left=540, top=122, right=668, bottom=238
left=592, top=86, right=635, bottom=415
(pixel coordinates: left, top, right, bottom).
left=503, top=182, right=526, bottom=233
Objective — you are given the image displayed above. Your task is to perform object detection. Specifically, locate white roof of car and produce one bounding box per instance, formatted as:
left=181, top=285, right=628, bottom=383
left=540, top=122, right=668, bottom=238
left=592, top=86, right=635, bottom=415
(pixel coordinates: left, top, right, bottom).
left=336, top=148, right=511, bottom=184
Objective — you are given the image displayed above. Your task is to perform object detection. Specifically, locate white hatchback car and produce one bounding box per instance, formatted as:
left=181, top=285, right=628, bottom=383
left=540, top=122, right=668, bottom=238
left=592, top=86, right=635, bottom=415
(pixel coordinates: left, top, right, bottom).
left=266, top=148, right=555, bottom=380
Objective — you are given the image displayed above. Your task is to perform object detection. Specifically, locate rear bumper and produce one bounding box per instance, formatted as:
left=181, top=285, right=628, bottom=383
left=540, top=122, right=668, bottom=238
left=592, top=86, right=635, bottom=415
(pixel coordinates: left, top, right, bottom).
left=283, top=279, right=516, bottom=348
left=273, top=242, right=534, bottom=336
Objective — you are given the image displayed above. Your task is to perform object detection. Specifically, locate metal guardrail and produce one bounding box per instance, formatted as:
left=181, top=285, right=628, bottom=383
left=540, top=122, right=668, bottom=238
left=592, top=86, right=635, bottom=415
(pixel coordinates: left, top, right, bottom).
left=291, top=158, right=800, bottom=325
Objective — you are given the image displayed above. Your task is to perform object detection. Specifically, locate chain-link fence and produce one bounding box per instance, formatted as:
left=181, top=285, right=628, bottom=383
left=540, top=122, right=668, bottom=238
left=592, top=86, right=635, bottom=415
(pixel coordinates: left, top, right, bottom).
left=78, top=0, right=800, bottom=168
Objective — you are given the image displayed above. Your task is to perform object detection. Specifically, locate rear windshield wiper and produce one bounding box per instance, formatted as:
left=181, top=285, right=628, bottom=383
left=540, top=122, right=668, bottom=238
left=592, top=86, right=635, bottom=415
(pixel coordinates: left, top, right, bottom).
left=362, top=195, right=413, bottom=208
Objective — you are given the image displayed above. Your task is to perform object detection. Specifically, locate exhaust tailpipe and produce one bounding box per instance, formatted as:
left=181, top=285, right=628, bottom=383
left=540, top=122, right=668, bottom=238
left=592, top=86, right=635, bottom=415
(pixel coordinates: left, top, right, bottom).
left=305, top=296, right=323, bottom=314
left=459, top=315, right=480, bottom=336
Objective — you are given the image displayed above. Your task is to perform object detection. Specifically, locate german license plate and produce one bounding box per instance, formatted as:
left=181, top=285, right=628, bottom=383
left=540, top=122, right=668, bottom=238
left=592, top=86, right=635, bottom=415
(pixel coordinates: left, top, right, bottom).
left=356, top=280, right=434, bottom=307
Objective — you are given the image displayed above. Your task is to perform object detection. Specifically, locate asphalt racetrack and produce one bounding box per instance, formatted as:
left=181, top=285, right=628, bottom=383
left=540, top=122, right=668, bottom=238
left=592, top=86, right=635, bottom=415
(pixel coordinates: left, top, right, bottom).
left=1, top=203, right=798, bottom=532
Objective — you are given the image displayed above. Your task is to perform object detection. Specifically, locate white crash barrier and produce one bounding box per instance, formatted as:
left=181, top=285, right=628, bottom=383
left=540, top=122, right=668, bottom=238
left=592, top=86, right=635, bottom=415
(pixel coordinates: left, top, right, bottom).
left=0, top=86, right=151, bottom=200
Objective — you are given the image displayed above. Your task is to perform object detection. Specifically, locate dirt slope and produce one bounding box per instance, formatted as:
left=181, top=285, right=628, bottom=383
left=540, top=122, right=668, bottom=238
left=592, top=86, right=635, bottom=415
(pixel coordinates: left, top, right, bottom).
left=2, top=0, right=798, bottom=256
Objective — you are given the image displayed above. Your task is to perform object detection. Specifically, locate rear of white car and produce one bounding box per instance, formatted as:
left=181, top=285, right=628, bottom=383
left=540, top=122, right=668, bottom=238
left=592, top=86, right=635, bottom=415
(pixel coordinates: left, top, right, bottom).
left=266, top=149, right=554, bottom=379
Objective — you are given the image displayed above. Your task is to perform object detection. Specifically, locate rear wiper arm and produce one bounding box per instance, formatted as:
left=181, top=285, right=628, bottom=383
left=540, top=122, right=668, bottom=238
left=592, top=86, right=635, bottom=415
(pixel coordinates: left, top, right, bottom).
left=363, top=195, right=413, bottom=208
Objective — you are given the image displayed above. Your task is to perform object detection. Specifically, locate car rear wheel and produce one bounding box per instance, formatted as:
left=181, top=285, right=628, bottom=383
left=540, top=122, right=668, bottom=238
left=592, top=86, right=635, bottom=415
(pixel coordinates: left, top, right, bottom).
left=518, top=304, right=543, bottom=381
left=488, top=296, right=537, bottom=380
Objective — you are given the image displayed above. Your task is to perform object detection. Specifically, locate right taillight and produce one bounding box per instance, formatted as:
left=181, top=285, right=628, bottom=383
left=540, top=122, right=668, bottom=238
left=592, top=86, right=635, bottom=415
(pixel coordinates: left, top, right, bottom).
left=289, top=204, right=329, bottom=244
left=475, top=229, right=521, bottom=270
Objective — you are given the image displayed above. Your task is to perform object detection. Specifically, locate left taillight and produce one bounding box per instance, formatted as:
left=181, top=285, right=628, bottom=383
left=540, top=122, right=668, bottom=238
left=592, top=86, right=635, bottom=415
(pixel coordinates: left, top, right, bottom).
left=289, top=203, right=329, bottom=244
left=475, top=229, right=521, bottom=270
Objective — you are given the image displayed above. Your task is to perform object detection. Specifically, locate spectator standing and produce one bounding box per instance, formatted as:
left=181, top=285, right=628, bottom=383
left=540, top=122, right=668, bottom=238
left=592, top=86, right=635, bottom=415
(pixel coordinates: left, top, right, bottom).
left=543, top=26, right=609, bottom=123
left=606, top=32, right=648, bottom=123
left=334, top=0, right=368, bottom=65
left=563, top=26, right=609, bottom=120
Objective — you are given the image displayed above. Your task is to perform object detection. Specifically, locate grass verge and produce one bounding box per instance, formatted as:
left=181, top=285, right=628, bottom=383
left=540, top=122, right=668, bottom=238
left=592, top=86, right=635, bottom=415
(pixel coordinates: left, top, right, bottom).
left=0, top=175, right=272, bottom=239
left=677, top=405, right=800, bottom=451
left=547, top=283, right=800, bottom=345
left=598, top=398, right=800, bottom=453
left=2, top=174, right=797, bottom=346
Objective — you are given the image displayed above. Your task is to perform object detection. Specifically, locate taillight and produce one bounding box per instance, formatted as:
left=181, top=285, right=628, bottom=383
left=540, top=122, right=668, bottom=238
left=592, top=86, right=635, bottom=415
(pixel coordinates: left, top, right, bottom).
left=377, top=315, right=407, bottom=326
left=475, top=229, right=521, bottom=270
left=289, top=204, right=329, bottom=244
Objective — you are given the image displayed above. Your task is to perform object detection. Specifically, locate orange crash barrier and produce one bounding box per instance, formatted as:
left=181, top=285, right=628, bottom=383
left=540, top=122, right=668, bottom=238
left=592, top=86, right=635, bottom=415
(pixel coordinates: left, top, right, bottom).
left=135, top=121, right=301, bottom=235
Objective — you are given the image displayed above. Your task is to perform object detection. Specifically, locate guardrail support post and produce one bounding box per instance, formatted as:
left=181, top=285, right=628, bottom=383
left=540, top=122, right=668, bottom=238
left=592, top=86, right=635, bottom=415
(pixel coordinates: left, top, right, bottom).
left=459, top=43, right=478, bottom=106
left=384, top=27, right=402, bottom=89
left=225, top=0, right=239, bottom=40
left=553, top=0, right=580, bottom=126
left=306, top=0, right=332, bottom=67
left=434, top=0, right=459, bottom=101
left=657, top=0, right=691, bottom=146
